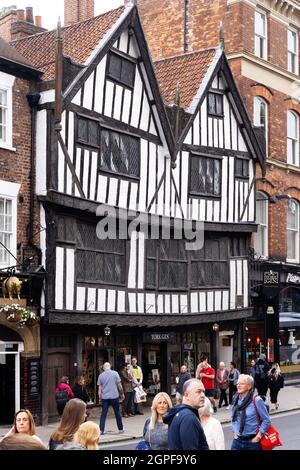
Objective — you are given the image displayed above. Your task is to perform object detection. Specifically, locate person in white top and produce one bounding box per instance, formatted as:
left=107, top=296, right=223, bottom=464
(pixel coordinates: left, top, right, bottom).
left=198, top=397, right=225, bottom=450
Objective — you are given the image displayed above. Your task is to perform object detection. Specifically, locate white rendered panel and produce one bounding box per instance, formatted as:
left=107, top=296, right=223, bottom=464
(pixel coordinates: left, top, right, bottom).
left=146, top=293, right=156, bottom=314
left=222, top=290, right=229, bottom=311
left=231, top=113, right=238, bottom=150
left=221, top=156, right=228, bottom=222
left=107, top=290, right=116, bottom=311
left=230, top=260, right=236, bottom=310
left=172, top=295, right=179, bottom=314
left=199, top=292, right=206, bottom=312
left=55, top=247, right=64, bottom=309
left=200, top=199, right=206, bottom=221
left=180, top=295, right=188, bottom=313
left=83, top=71, right=94, bottom=109
left=89, top=152, right=98, bottom=201
left=191, top=292, right=199, bottom=313
left=224, top=96, right=231, bottom=148
left=207, top=291, right=214, bottom=311
left=119, top=179, right=129, bottom=209
left=128, top=292, right=136, bottom=313
left=228, top=157, right=234, bottom=222
left=104, top=80, right=114, bottom=117
left=130, top=70, right=143, bottom=128
left=58, top=113, right=66, bottom=192
left=94, top=56, right=107, bottom=114
left=117, top=290, right=125, bottom=312
left=113, top=84, right=123, bottom=121
left=249, top=161, right=255, bottom=222
left=66, top=112, right=74, bottom=195
left=129, top=182, right=138, bottom=210
left=82, top=149, right=89, bottom=197
left=236, top=259, right=243, bottom=296
left=140, top=92, right=150, bottom=131
left=243, top=259, right=248, bottom=307
left=139, top=139, right=148, bottom=211
left=206, top=200, right=213, bottom=222
left=165, top=294, right=171, bottom=314
left=122, top=89, right=131, bottom=124
left=97, top=174, right=107, bottom=203
left=201, top=98, right=208, bottom=146
left=36, top=110, right=47, bottom=195
left=213, top=200, right=220, bottom=222
left=107, top=177, right=118, bottom=206
left=157, top=295, right=163, bottom=314
left=138, top=293, right=144, bottom=313
left=208, top=117, right=213, bottom=147
left=66, top=249, right=75, bottom=310
left=193, top=112, right=200, bottom=146
left=97, top=288, right=106, bottom=311
left=138, top=232, right=145, bottom=289
left=215, top=291, right=222, bottom=311
left=128, top=234, right=137, bottom=288
left=76, top=286, right=86, bottom=311
left=87, top=288, right=96, bottom=311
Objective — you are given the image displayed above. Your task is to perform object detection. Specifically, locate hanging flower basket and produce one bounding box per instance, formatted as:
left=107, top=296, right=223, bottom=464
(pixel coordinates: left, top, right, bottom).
left=0, top=304, right=38, bottom=327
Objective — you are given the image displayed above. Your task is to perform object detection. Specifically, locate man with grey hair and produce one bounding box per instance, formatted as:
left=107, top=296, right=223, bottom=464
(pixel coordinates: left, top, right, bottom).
left=97, top=362, right=125, bottom=435
left=163, top=378, right=209, bottom=450
left=231, top=374, right=270, bottom=450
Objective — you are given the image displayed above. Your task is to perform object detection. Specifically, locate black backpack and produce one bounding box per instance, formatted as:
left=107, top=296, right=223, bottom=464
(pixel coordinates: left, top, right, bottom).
left=55, top=388, right=69, bottom=405
left=255, top=364, right=266, bottom=380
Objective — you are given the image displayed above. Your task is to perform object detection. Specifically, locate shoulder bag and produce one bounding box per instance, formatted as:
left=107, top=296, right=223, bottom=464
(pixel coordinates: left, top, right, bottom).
left=253, top=396, right=282, bottom=450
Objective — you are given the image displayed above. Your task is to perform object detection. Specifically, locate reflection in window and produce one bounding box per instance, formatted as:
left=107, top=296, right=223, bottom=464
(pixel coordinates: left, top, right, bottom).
left=287, top=111, right=299, bottom=166
left=287, top=199, right=299, bottom=262
left=254, top=191, right=268, bottom=258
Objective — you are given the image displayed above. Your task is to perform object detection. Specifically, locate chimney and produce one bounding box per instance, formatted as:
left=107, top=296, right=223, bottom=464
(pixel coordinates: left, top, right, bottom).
left=35, top=15, right=42, bottom=27
left=25, top=6, right=34, bottom=23
left=64, top=0, right=94, bottom=27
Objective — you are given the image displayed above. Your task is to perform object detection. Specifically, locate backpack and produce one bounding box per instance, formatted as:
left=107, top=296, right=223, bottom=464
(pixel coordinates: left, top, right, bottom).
left=255, top=364, right=266, bottom=380
left=55, top=388, right=69, bottom=405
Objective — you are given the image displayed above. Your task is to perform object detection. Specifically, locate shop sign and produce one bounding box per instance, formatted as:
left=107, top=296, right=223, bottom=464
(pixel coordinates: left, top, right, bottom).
left=143, top=332, right=175, bottom=342
left=286, top=273, right=300, bottom=284
left=267, top=306, right=274, bottom=314
left=264, top=271, right=279, bottom=285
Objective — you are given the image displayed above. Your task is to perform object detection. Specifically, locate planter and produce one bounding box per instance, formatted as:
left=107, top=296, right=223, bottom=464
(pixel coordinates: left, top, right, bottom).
left=6, top=312, right=22, bottom=323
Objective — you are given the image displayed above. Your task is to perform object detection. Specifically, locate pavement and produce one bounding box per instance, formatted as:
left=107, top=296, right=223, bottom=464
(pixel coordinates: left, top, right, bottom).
left=1, top=382, right=300, bottom=447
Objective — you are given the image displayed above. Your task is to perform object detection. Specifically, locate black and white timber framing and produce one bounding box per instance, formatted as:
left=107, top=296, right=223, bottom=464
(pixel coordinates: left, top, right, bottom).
left=36, top=3, right=264, bottom=326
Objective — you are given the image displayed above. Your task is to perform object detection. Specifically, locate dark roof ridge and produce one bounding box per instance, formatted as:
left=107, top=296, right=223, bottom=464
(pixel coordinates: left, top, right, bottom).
left=154, top=47, right=217, bottom=64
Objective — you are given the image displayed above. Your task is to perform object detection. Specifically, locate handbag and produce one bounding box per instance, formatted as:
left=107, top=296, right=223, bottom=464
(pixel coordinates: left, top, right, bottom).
left=253, top=396, right=282, bottom=450
left=135, top=420, right=151, bottom=450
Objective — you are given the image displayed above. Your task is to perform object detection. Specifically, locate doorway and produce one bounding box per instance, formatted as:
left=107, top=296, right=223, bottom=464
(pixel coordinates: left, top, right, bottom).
left=47, top=353, right=70, bottom=417
left=0, top=341, right=21, bottom=425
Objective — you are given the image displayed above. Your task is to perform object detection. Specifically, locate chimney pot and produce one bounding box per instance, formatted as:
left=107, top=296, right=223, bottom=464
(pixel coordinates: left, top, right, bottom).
left=25, top=6, right=34, bottom=23
left=64, top=0, right=94, bottom=27
left=35, top=15, right=42, bottom=27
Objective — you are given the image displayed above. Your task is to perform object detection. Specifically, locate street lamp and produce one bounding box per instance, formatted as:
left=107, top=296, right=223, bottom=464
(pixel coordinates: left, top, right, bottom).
left=104, top=325, right=111, bottom=336
left=212, top=323, right=219, bottom=332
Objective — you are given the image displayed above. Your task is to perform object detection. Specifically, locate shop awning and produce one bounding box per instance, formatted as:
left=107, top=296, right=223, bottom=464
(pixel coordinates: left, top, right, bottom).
left=280, top=312, right=300, bottom=328
left=48, top=308, right=253, bottom=327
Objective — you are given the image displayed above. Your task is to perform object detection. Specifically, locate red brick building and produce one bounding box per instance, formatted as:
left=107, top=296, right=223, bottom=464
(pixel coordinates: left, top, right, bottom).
left=138, top=0, right=300, bottom=372
left=0, top=36, right=44, bottom=424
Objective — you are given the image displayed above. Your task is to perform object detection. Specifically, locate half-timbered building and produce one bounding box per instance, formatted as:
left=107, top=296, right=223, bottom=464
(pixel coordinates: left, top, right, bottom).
left=11, top=1, right=264, bottom=420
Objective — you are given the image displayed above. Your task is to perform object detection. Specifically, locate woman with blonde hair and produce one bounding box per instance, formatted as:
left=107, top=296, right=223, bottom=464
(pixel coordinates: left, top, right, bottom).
left=142, top=392, right=172, bottom=450
left=49, top=398, right=87, bottom=450
left=268, top=362, right=284, bottom=410
left=74, top=421, right=100, bottom=450
left=199, top=396, right=225, bottom=450
left=2, top=409, right=43, bottom=444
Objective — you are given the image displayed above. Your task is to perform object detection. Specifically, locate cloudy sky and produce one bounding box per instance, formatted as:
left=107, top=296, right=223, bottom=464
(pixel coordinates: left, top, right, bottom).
left=0, top=0, right=124, bottom=30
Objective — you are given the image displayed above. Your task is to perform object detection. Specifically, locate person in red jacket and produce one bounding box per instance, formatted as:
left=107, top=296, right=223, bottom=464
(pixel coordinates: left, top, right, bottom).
left=199, top=358, right=217, bottom=413
left=56, top=376, right=74, bottom=416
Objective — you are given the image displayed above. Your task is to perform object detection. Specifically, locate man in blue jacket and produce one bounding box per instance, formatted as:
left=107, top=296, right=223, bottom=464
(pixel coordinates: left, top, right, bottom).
left=163, top=378, right=209, bottom=450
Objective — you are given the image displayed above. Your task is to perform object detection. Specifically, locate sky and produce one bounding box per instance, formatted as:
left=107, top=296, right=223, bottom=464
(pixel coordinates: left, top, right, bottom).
left=0, top=0, right=124, bottom=30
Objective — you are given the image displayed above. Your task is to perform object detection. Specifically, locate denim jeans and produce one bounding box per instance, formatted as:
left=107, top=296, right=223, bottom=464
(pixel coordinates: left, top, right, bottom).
left=231, top=438, right=262, bottom=451
left=100, top=398, right=123, bottom=432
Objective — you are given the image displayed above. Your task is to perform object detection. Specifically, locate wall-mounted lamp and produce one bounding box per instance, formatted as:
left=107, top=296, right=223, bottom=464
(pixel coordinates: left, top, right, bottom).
left=212, top=323, right=219, bottom=332
left=104, top=325, right=111, bottom=336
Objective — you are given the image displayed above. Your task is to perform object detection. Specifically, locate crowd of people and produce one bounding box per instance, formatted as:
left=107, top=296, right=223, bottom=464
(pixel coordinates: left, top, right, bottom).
left=0, top=354, right=284, bottom=451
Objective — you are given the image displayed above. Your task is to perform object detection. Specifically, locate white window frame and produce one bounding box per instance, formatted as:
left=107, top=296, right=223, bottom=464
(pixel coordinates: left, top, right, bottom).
left=0, top=180, right=20, bottom=269
left=253, top=96, right=268, bottom=157
left=287, top=110, right=299, bottom=166
left=0, top=72, right=15, bottom=151
left=254, top=191, right=268, bottom=258
left=287, top=199, right=299, bottom=263
left=288, top=27, right=298, bottom=75
left=255, top=9, right=267, bottom=60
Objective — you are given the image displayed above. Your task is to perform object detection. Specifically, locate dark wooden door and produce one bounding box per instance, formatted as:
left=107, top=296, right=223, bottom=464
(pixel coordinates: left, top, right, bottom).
left=47, top=353, right=70, bottom=417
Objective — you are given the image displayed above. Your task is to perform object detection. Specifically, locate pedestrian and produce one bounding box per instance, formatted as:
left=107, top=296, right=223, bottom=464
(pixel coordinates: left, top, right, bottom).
left=120, top=363, right=134, bottom=417
left=231, top=374, right=270, bottom=450
left=255, top=354, right=270, bottom=397
left=2, top=409, right=43, bottom=444
left=0, top=433, right=47, bottom=450
left=129, top=356, right=144, bottom=415
left=199, top=396, right=225, bottom=450
left=163, top=378, right=209, bottom=450
left=216, top=361, right=229, bottom=408
left=175, top=365, right=192, bottom=404
left=195, top=353, right=208, bottom=379
left=142, top=392, right=172, bottom=450
left=199, top=358, right=217, bottom=413
left=74, top=421, right=100, bottom=450
left=227, top=361, right=240, bottom=409
left=72, top=375, right=90, bottom=403
left=249, top=359, right=256, bottom=380
left=49, top=398, right=87, bottom=450
left=97, top=362, right=125, bottom=435
left=268, top=363, right=284, bottom=411
left=55, top=376, right=74, bottom=416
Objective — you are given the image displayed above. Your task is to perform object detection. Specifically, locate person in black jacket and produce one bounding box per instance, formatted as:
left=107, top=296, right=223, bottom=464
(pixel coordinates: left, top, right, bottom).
left=268, top=363, right=284, bottom=410
left=72, top=375, right=90, bottom=403
left=175, top=365, right=192, bottom=404
left=163, top=378, right=209, bottom=450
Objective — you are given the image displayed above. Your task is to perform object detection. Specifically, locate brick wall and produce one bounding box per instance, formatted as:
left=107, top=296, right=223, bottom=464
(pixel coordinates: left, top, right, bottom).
left=0, top=77, right=40, bottom=263
left=64, top=0, right=94, bottom=27
left=0, top=12, right=14, bottom=41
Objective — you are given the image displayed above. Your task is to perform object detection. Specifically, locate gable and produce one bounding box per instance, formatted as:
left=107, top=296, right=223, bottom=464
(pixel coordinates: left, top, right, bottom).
left=184, top=71, right=247, bottom=153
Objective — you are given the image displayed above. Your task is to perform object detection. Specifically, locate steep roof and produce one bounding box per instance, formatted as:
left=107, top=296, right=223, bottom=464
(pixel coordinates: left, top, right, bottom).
left=154, top=49, right=216, bottom=110
left=0, top=36, right=32, bottom=67
left=10, top=5, right=125, bottom=81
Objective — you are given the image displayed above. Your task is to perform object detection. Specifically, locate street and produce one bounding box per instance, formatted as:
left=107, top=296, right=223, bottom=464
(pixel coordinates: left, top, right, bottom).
left=100, top=410, right=300, bottom=451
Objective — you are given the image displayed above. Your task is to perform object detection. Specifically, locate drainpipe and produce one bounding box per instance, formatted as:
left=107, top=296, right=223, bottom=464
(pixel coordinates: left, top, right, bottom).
left=27, top=92, right=42, bottom=265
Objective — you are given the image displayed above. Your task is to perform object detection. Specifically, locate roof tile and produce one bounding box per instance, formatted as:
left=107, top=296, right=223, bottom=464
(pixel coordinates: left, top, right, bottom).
left=155, top=49, right=216, bottom=110
left=10, top=6, right=125, bottom=81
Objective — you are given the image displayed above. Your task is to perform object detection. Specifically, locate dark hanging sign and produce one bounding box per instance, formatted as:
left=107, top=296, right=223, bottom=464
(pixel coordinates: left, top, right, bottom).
left=143, top=332, right=175, bottom=343
left=28, top=358, right=40, bottom=397
left=263, top=271, right=279, bottom=285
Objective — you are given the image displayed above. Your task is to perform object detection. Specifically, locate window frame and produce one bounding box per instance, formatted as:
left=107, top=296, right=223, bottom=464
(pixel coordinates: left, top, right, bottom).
left=287, top=199, right=299, bottom=263
left=0, top=72, right=15, bottom=151
left=189, top=154, right=222, bottom=199
left=234, top=157, right=250, bottom=180
left=253, top=191, right=268, bottom=259
left=0, top=180, right=20, bottom=269
left=253, top=96, right=268, bottom=157
left=254, top=9, right=267, bottom=60
left=106, top=51, right=136, bottom=89
left=99, top=127, right=141, bottom=180
left=288, top=27, right=299, bottom=75
left=287, top=110, right=299, bottom=166
left=207, top=91, right=224, bottom=118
